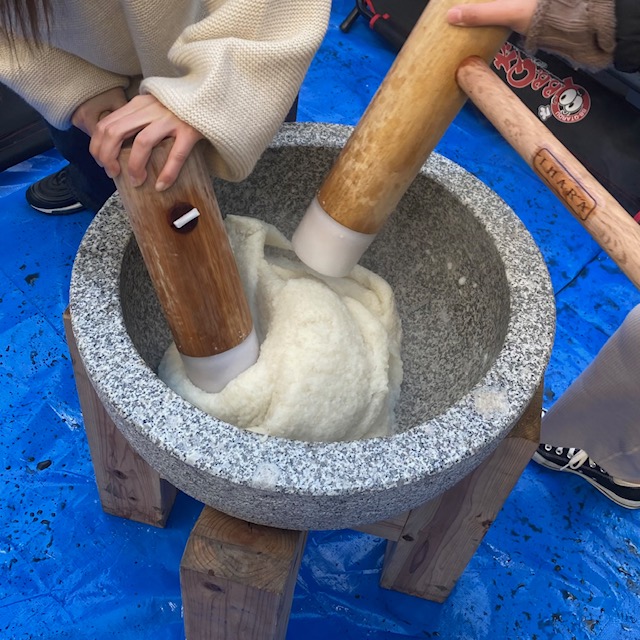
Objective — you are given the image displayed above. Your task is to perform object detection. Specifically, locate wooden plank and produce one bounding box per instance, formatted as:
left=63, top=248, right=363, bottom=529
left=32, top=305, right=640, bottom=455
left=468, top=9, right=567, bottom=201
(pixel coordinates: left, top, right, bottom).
left=353, top=511, right=410, bottom=541
left=180, top=507, right=307, bottom=640
left=64, top=308, right=177, bottom=527
left=380, top=383, right=543, bottom=602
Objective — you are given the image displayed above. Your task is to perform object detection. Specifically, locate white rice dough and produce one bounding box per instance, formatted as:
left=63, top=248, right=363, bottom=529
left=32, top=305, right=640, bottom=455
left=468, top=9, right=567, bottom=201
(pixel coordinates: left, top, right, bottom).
left=158, top=215, right=403, bottom=442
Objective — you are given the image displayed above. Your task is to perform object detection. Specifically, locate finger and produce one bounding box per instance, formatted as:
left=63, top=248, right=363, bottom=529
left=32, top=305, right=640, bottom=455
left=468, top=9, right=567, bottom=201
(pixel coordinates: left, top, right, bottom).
left=155, top=131, right=202, bottom=192
left=126, top=121, right=172, bottom=187
left=92, top=97, right=168, bottom=177
left=91, top=119, right=126, bottom=178
left=85, top=108, right=117, bottom=138
left=446, top=2, right=514, bottom=29
left=92, top=110, right=149, bottom=178
left=88, top=127, right=105, bottom=168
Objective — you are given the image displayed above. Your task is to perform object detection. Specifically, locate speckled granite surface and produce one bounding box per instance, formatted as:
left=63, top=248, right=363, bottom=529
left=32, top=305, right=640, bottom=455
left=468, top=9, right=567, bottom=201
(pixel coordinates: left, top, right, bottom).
left=69, top=123, right=555, bottom=530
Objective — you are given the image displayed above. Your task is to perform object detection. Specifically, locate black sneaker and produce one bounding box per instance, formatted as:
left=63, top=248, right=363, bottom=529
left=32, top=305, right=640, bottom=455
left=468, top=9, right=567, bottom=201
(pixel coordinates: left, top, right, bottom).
left=25, top=166, right=84, bottom=215
left=533, top=444, right=640, bottom=509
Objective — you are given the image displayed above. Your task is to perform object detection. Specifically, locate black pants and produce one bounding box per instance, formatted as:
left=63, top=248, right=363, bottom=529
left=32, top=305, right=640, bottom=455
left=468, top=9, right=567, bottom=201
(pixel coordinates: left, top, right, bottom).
left=48, top=124, right=116, bottom=213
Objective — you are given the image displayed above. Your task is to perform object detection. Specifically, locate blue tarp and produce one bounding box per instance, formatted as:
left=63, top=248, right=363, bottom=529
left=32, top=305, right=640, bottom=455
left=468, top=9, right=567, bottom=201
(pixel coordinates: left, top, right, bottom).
left=2, top=2, right=640, bottom=638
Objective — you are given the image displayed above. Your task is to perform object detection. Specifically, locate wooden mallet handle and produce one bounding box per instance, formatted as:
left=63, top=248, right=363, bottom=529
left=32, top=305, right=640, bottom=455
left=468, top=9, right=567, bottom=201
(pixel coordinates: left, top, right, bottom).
left=457, top=56, right=640, bottom=289
left=318, top=0, right=509, bottom=234
left=293, top=0, right=509, bottom=276
left=114, top=139, right=254, bottom=358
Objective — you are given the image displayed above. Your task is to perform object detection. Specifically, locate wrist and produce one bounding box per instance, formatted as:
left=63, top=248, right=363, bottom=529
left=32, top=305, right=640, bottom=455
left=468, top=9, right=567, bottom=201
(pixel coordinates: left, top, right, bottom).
left=525, top=0, right=616, bottom=70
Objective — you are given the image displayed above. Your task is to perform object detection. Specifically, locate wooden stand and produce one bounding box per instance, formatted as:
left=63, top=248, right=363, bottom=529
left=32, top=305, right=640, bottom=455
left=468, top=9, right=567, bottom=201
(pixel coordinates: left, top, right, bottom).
left=64, top=308, right=177, bottom=527
left=67, top=302, right=543, bottom=635
left=180, top=508, right=307, bottom=640
left=376, top=384, right=542, bottom=601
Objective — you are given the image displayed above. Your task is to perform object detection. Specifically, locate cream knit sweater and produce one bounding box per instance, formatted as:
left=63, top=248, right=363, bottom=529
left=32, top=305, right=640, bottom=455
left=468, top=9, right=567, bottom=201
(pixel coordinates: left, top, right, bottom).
left=1, top=0, right=331, bottom=181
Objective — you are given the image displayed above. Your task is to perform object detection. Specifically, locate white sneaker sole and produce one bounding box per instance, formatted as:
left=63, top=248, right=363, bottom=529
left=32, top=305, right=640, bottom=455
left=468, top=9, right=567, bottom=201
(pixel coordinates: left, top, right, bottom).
left=29, top=202, right=84, bottom=215
left=532, top=451, right=640, bottom=509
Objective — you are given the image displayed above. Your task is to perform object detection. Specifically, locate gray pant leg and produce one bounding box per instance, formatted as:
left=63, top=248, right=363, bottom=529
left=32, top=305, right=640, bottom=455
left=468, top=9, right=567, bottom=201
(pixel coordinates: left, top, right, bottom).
left=541, top=304, right=640, bottom=482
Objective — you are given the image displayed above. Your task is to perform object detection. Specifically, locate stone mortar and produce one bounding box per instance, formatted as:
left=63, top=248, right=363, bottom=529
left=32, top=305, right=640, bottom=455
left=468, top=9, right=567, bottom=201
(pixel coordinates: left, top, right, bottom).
left=70, top=123, right=555, bottom=531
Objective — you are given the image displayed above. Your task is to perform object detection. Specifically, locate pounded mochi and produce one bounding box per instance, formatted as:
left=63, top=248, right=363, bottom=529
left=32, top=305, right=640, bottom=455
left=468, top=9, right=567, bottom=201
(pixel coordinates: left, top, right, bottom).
left=158, top=215, right=403, bottom=442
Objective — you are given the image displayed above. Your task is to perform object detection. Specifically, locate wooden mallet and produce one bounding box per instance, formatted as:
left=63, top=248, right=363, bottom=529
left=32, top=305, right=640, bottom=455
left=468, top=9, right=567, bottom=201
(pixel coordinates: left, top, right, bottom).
left=114, top=139, right=259, bottom=392
left=457, top=56, right=640, bottom=288
left=292, top=0, right=640, bottom=289
left=293, top=0, right=509, bottom=275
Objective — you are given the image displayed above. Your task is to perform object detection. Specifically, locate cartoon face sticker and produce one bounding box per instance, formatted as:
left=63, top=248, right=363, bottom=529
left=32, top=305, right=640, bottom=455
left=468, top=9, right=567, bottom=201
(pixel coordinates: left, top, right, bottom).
left=558, top=88, right=583, bottom=115
left=550, top=80, right=591, bottom=123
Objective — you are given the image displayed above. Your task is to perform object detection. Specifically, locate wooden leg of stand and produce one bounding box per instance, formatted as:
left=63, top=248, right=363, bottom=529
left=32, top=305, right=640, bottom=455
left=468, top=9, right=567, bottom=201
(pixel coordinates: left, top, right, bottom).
left=64, top=308, right=177, bottom=527
left=181, top=507, right=307, bottom=640
left=380, top=383, right=543, bottom=602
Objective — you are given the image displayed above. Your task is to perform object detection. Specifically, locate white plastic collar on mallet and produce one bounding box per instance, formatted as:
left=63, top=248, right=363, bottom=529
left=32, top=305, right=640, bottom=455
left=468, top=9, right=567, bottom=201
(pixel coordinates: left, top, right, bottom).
left=292, top=197, right=377, bottom=278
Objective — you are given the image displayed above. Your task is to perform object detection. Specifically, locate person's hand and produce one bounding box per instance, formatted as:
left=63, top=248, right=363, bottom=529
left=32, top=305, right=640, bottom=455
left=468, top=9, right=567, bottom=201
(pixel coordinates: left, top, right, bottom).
left=446, top=0, right=538, bottom=35
left=89, top=94, right=204, bottom=191
left=71, top=87, right=128, bottom=137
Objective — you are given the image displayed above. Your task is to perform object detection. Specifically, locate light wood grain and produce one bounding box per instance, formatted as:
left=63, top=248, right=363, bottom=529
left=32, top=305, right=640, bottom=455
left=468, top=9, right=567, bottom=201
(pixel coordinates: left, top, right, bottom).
left=457, top=56, right=640, bottom=289
left=64, top=308, right=177, bottom=527
left=180, top=507, right=306, bottom=640
left=114, top=139, right=253, bottom=357
left=380, top=383, right=543, bottom=602
left=353, top=511, right=410, bottom=541
left=318, top=0, right=509, bottom=234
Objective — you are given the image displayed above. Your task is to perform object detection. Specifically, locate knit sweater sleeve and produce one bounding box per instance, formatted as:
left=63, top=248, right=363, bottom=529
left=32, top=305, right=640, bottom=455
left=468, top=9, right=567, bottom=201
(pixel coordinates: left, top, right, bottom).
left=0, top=40, right=129, bottom=130
left=525, top=0, right=616, bottom=70
left=614, top=0, right=640, bottom=72
left=140, top=0, right=330, bottom=182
